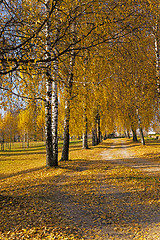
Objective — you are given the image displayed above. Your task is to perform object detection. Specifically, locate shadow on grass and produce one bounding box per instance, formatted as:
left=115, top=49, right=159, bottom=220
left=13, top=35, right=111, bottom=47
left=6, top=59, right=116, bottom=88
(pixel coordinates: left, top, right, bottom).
left=0, top=166, right=46, bottom=180
left=0, top=142, right=84, bottom=156
left=0, top=145, right=46, bottom=153
left=0, top=158, right=102, bottom=180
left=145, top=143, right=160, bottom=147
left=59, top=159, right=102, bottom=172
left=0, top=151, right=46, bottom=158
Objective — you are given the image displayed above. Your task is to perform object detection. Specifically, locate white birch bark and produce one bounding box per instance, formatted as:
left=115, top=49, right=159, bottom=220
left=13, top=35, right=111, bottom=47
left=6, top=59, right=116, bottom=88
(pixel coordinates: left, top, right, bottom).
left=51, top=6, right=59, bottom=166
left=45, top=0, right=54, bottom=167
left=83, top=112, right=88, bottom=149
left=153, top=21, right=160, bottom=97
left=82, top=85, right=88, bottom=149
left=82, top=54, right=89, bottom=149
left=44, top=1, right=59, bottom=167
left=136, top=109, right=145, bottom=145
left=52, top=59, right=58, bottom=166
left=134, top=67, right=145, bottom=145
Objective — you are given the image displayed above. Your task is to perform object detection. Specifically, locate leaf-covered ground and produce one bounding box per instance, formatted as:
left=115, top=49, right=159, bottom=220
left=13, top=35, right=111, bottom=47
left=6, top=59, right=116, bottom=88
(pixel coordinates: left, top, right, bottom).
left=0, top=139, right=160, bottom=239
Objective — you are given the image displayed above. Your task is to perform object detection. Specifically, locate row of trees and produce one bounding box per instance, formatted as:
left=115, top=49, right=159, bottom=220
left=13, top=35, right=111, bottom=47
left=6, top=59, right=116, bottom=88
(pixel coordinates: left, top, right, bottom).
left=0, top=94, right=159, bottom=151
left=0, top=104, right=45, bottom=150
left=0, top=0, right=159, bottom=166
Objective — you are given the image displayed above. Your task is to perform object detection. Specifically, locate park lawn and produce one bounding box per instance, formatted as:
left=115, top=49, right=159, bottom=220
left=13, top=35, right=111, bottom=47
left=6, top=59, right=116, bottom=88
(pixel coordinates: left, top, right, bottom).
left=0, top=143, right=45, bottom=178
left=0, top=140, right=84, bottom=178
left=0, top=138, right=160, bottom=239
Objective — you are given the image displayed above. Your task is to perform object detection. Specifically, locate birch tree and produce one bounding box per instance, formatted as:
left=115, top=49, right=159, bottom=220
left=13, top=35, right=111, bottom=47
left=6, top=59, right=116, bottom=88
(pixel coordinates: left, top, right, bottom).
left=44, top=0, right=59, bottom=167
left=60, top=18, right=76, bottom=161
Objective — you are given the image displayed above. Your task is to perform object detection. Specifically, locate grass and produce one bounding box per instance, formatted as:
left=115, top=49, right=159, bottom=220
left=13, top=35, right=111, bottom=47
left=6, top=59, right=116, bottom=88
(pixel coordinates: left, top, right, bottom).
left=1, top=139, right=84, bottom=151
left=0, top=140, right=85, bottom=177
left=0, top=138, right=160, bottom=239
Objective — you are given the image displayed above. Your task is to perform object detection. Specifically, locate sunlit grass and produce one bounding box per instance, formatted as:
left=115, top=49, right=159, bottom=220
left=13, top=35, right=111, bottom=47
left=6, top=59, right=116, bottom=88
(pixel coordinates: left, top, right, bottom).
left=0, top=140, right=85, bottom=177
left=0, top=141, right=45, bottom=151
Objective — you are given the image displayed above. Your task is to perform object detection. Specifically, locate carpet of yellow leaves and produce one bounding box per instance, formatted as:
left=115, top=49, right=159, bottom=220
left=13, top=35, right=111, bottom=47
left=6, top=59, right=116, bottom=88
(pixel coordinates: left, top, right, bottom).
left=0, top=138, right=160, bottom=239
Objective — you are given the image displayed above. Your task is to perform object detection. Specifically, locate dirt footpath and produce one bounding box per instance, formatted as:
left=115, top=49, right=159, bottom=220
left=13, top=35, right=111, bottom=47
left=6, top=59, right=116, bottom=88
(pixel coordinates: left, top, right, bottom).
left=53, top=139, right=160, bottom=239
left=101, top=139, right=160, bottom=175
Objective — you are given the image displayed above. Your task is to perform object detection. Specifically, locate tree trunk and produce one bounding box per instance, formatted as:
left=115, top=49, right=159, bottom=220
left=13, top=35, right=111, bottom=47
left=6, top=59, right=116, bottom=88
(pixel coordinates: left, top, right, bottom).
left=61, top=125, right=70, bottom=161
left=51, top=6, right=60, bottom=166
left=139, top=126, right=145, bottom=145
left=61, top=22, right=76, bottom=161
left=92, top=127, right=97, bottom=146
left=52, top=78, right=58, bottom=166
left=41, top=127, right=45, bottom=141
left=137, top=112, right=145, bottom=145
left=61, top=100, right=70, bottom=161
left=45, top=0, right=58, bottom=167
left=27, top=132, right=29, bottom=148
left=61, top=119, right=70, bottom=161
left=97, top=115, right=101, bottom=144
left=127, top=130, right=130, bottom=139
left=131, top=127, right=138, bottom=142
left=22, top=133, right=26, bottom=149
left=92, top=116, right=98, bottom=146
left=45, top=73, right=58, bottom=167
left=45, top=97, right=54, bottom=166
left=153, top=21, right=160, bottom=97
left=83, top=114, right=88, bottom=149
left=9, top=138, right=11, bottom=150
left=82, top=52, right=89, bottom=149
